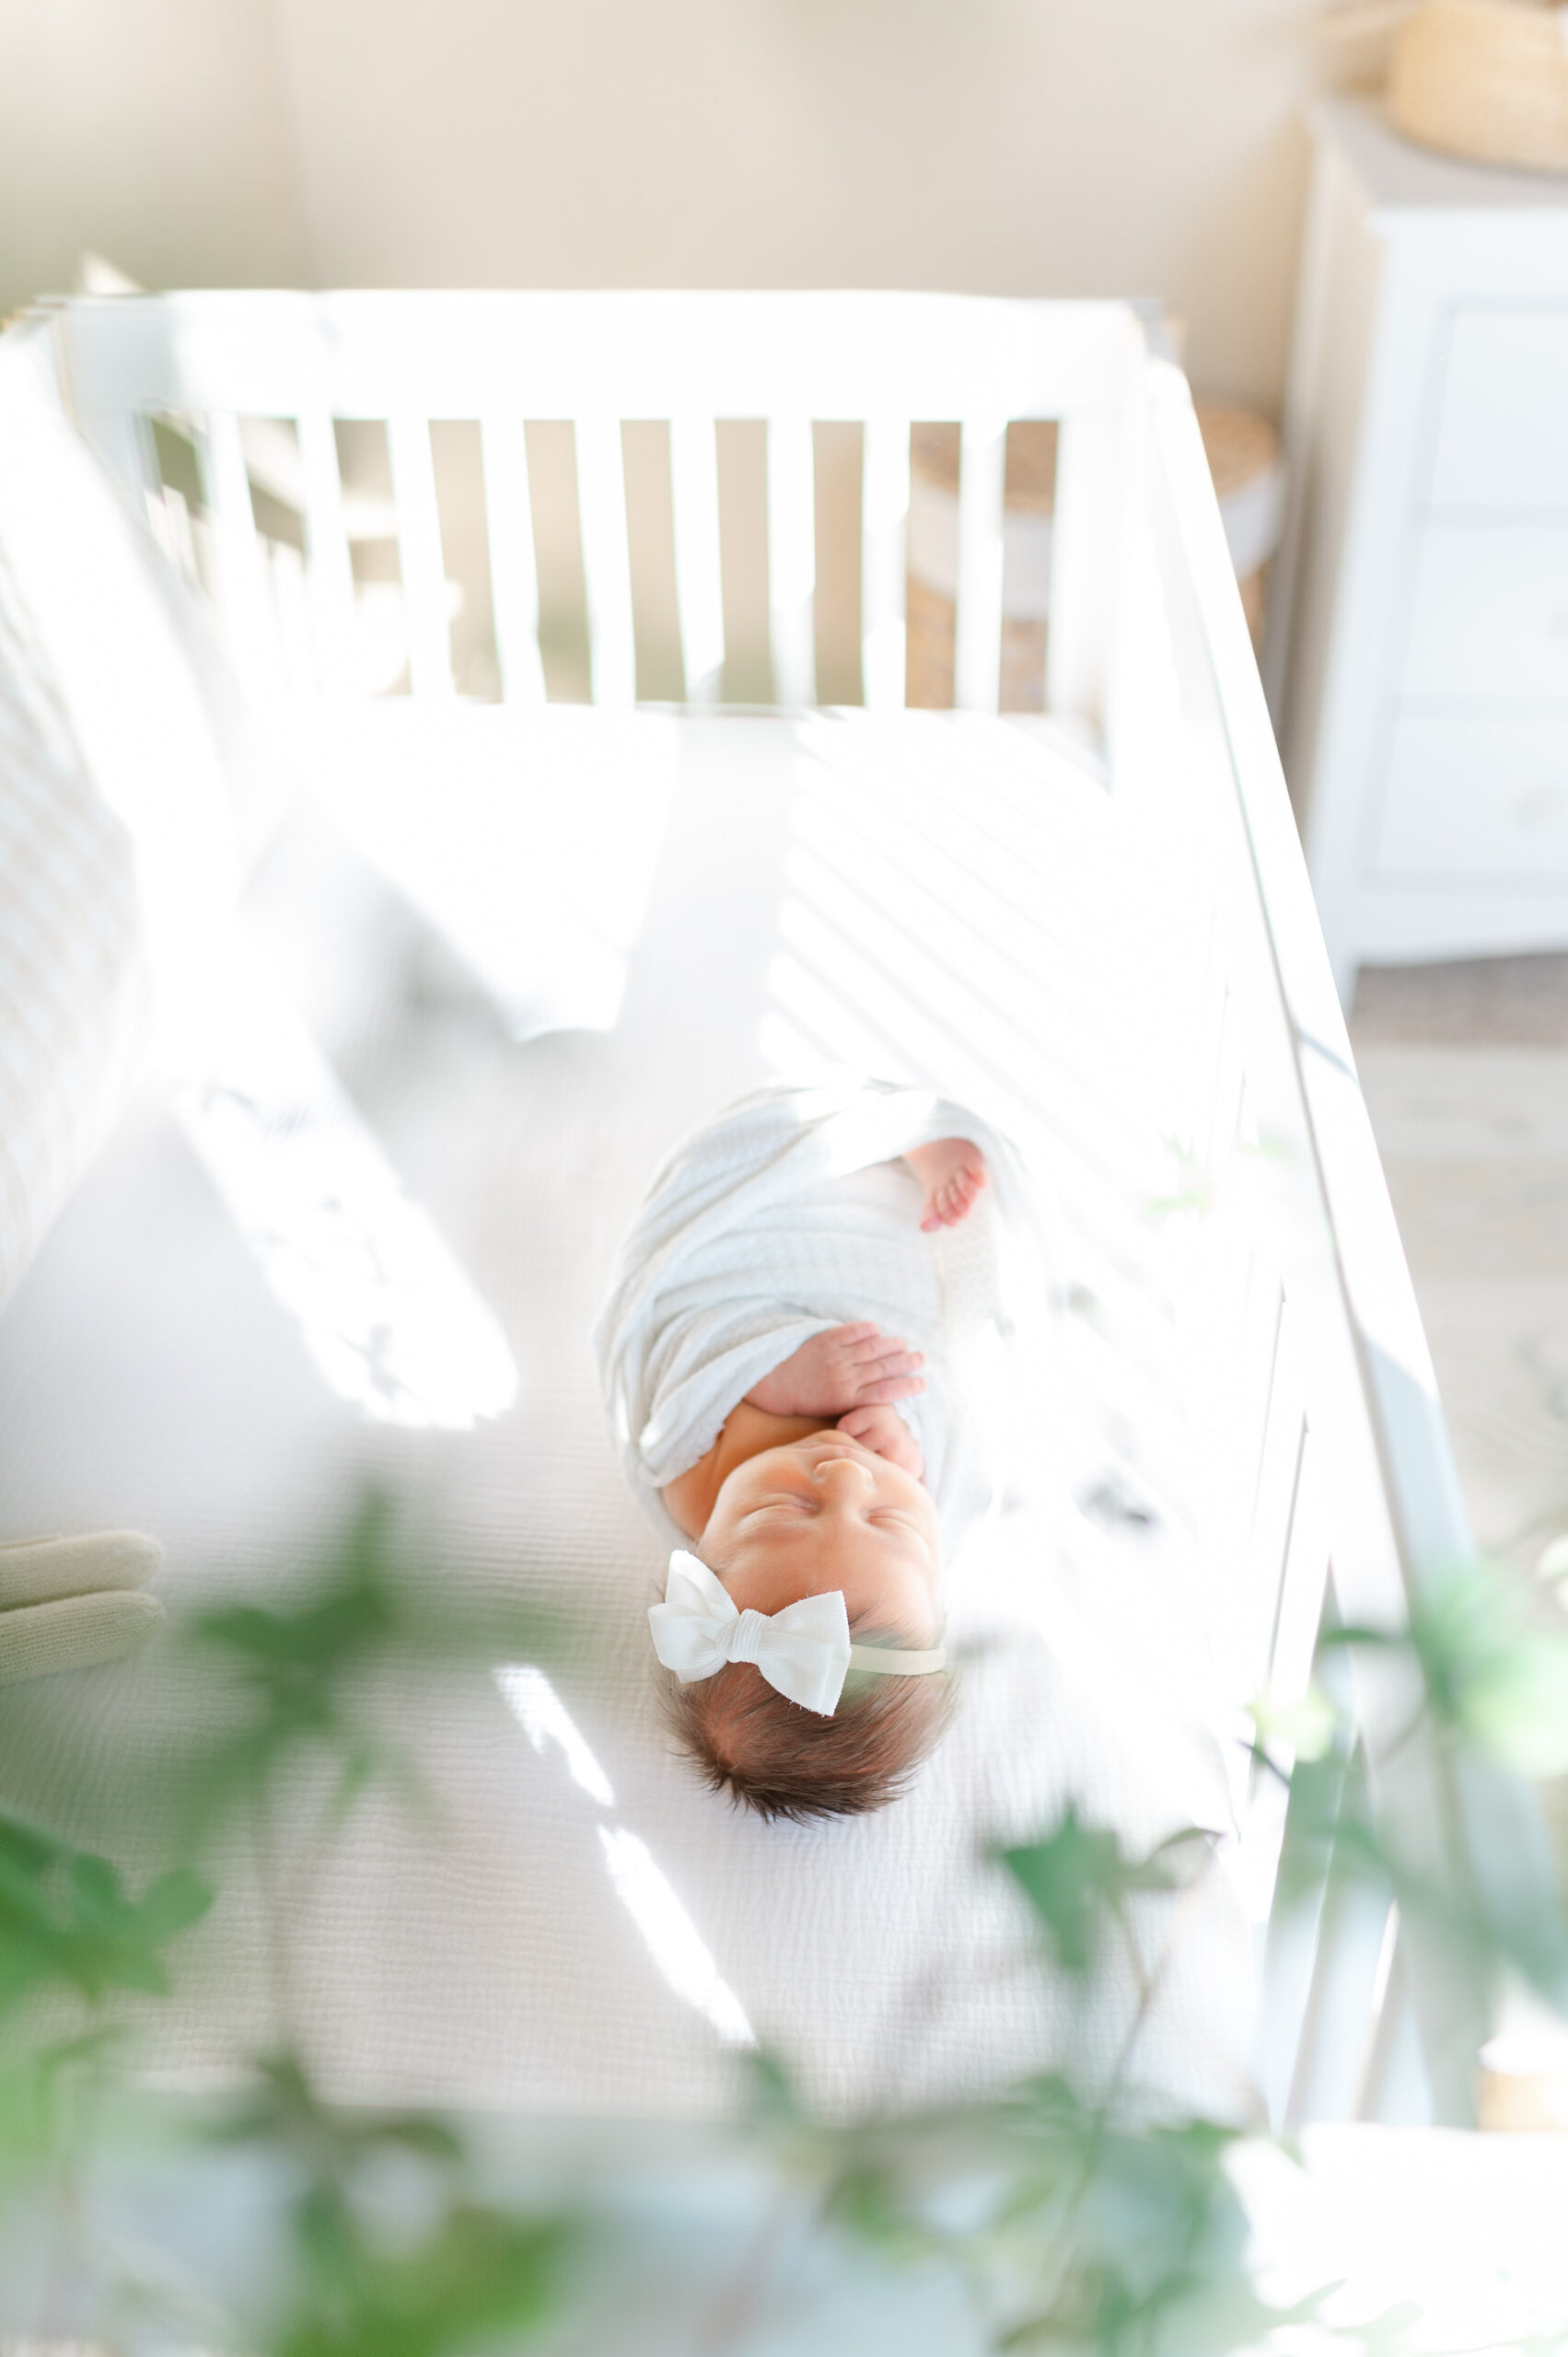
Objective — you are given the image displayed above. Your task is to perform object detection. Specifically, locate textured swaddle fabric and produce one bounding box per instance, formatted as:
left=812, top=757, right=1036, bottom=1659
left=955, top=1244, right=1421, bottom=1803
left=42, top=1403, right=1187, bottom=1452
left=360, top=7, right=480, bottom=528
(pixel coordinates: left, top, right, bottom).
left=594, top=1079, right=1045, bottom=1564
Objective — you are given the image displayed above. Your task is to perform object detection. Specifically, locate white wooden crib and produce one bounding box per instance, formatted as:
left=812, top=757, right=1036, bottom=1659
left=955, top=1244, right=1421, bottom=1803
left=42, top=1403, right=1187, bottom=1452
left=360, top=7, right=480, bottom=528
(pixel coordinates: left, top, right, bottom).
left=30, top=286, right=1563, bottom=2131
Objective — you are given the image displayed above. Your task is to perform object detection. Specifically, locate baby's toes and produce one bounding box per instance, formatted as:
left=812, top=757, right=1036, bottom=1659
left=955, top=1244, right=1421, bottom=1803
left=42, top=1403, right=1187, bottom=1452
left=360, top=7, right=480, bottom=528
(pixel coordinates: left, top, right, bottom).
left=942, top=1169, right=985, bottom=1225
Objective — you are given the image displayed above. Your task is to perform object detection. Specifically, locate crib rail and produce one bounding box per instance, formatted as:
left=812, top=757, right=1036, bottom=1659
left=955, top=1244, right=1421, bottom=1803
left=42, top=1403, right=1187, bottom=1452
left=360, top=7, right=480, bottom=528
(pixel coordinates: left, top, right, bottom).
left=49, top=290, right=1140, bottom=722
left=1130, top=359, right=1567, bottom=2125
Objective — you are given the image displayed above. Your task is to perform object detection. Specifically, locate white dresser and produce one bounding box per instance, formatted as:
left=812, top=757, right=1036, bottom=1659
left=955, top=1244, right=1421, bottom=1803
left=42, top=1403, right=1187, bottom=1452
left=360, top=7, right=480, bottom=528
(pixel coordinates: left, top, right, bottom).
left=1268, top=99, right=1568, bottom=1003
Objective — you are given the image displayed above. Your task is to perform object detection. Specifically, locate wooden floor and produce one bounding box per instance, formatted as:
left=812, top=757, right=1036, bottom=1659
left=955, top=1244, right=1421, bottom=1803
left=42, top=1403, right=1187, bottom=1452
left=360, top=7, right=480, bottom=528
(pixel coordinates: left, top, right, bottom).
left=1351, top=955, right=1568, bottom=1577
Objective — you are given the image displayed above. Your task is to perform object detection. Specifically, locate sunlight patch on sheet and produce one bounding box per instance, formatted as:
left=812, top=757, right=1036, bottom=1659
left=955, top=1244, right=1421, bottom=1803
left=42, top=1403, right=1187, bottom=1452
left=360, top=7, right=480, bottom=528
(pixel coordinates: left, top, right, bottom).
left=296, top=704, right=677, bottom=1040
left=494, top=1664, right=616, bottom=1807
left=598, top=1827, right=756, bottom=2049
left=173, top=964, right=517, bottom=1429
left=494, top=1667, right=756, bottom=2050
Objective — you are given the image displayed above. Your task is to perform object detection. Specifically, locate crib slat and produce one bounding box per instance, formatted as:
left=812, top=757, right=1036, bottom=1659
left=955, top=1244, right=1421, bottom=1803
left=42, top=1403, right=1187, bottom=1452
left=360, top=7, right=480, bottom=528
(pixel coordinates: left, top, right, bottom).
left=1356, top=1925, right=1430, bottom=2120
left=1271, top=1428, right=1332, bottom=1709
left=1239, top=1426, right=1331, bottom=1960
left=1206, top=984, right=1248, bottom=1173
left=953, top=416, right=1006, bottom=713
left=198, top=408, right=275, bottom=696
left=768, top=415, right=816, bottom=706
left=1254, top=1749, right=1339, bottom=2123
left=162, top=482, right=202, bottom=587
left=270, top=539, right=316, bottom=698
left=1286, top=1866, right=1398, bottom=2128
left=1050, top=402, right=1121, bottom=726
left=87, top=407, right=158, bottom=513
left=860, top=416, right=910, bottom=712
left=669, top=413, right=725, bottom=703
left=296, top=409, right=357, bottom=695
left=576, top=415, right=637, bottom=708
left=1247, top=1318, right=1307, bottom=1701
left=387, top=412, right=455, bottom=698
left=481, top=412, right=546, bottom=705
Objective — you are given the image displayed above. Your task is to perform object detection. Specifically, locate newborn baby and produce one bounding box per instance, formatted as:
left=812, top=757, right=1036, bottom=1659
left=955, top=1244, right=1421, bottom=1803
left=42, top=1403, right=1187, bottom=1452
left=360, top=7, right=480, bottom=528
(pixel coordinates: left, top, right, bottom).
left=595, top=1085, right=1022, bottom=1823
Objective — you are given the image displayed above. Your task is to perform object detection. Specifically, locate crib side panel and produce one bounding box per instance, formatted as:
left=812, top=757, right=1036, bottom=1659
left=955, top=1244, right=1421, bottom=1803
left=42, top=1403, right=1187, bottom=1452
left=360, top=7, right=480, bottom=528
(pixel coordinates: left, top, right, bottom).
left=52, top=291, right=1142, bottom=718
left=1118, top=353, right=1566, bottom=2126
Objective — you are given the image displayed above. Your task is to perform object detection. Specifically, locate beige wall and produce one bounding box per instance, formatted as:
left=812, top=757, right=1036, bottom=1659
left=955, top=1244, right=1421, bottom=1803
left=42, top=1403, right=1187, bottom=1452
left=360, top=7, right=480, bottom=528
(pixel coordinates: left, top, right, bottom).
left=2, top=0, right=1365, bottom=410
left=0, top=0, right=309, bottom=314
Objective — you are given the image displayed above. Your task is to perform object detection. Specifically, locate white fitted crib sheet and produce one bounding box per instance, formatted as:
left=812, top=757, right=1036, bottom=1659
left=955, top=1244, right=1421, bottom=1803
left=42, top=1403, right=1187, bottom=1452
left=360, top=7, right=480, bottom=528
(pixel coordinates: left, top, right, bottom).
left=0, top=706, right=1258, bottom=2123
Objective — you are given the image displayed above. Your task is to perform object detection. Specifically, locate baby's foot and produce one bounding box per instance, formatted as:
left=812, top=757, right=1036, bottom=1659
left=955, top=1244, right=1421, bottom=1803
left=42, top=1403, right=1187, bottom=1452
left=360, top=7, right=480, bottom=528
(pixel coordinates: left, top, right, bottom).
left=905, top=1137, right=988, bottom=1233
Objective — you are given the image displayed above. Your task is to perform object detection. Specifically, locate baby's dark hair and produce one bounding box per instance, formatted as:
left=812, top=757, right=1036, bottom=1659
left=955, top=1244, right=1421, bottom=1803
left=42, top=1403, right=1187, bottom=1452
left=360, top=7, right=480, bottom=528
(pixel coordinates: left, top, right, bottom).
left=665, top=1611, right=956, bottom=1823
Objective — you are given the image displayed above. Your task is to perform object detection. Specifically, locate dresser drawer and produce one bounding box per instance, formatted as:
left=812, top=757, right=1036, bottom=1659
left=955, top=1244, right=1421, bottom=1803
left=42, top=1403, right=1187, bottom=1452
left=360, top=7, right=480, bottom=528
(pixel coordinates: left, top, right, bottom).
left=1400, top=526, right=1568, bottom=700
left=1429, top=310, right=1568, bottom=510
left=1376, top=712, right=1568, bottom=878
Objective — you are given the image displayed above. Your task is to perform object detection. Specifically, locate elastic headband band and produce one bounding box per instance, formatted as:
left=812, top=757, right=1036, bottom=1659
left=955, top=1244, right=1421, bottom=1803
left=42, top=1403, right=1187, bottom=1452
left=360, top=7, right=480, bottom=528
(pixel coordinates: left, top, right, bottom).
left=848, top=1643, right=947, bottom=1677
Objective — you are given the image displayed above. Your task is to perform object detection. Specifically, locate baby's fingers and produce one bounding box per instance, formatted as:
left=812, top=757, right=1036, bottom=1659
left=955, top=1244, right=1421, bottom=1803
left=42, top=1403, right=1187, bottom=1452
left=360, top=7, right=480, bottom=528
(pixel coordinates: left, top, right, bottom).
left=836, top=1405, right=883, bottom=1442
left=850, top=1343, right=923, bottom=1399
left=837, top=1324, right=902, bottom=1364
left=826, top=1321, right=881, bottom=1347
left=856, top=1372, right=925, bottom=1403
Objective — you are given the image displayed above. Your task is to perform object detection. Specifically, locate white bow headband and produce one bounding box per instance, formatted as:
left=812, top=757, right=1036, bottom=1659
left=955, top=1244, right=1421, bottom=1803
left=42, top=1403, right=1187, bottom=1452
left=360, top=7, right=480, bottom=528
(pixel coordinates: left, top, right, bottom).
left=649, top=1550, right=947, bottom=1718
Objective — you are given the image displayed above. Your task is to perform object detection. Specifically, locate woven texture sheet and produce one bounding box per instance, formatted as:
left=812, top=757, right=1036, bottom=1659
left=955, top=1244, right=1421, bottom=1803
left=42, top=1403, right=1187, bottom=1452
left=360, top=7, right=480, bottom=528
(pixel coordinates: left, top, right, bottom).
left=0, top=706, right=1256, bottom=2123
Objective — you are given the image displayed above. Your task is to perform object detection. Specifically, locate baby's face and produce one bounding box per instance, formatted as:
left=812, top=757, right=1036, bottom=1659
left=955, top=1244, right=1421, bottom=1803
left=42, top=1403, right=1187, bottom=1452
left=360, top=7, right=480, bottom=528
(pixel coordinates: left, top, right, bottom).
left=702, top=1431, right=943, bottom=1642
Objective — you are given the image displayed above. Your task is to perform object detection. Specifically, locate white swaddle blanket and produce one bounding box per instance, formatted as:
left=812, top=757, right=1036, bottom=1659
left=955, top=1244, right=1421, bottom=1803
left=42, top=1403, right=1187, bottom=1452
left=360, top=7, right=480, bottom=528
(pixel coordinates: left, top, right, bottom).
left=594, top=1080, right=1045, bottom=1566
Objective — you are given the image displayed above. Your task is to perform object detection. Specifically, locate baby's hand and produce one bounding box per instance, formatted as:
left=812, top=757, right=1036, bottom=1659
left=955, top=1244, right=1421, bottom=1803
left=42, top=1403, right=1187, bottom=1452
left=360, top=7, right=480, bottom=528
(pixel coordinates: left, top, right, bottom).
left=836, top=1402, right=925, bottom=1480
left=746, top=1323, right=924, bottom=1419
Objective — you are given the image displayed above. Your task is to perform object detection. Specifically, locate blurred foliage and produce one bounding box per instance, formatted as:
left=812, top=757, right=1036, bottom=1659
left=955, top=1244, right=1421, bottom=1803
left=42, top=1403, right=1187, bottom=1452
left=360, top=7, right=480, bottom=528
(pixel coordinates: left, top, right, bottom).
left=180, top=1495, right=412, bottom=1840
left=214, top=2059, right=569, bottom=2357
left=0, top=1499, right=1562, bottom=2351
left=0, top=1810, right=209, bottom=2013
left=271, top=2192, right=565, bottom=2357
left=999, top=1811, right=1214, bottom=1976
left=1260, top=1564, right=1568, bottom=2005
left=1326, top=1562, right=1568, bottom=1783
left=746, top=2059, right=1310, bottom=2357
left=176, top=1490, right=575, bottom=1849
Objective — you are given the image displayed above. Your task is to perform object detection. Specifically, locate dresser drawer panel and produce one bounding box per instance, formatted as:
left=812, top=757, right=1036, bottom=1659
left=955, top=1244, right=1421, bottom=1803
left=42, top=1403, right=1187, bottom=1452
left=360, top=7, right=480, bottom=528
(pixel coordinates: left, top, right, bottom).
left=1400, top=526, right=1568, bottom=700
left=1376, top=713, right=1568, bottom=879
left=1429, top=310, right=1568, bottom=511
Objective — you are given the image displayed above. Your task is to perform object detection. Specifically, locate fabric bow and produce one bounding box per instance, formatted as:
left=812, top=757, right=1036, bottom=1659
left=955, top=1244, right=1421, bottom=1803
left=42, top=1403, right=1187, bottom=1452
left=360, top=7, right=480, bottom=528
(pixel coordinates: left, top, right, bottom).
left=649, top=1550, right=852, bottom=1717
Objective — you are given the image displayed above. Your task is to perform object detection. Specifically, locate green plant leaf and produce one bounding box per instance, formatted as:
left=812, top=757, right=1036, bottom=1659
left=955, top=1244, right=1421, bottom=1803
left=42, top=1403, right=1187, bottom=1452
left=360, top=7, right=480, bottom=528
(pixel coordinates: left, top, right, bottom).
left=273, top=2190, right=568, bottom=2357
left=998, top=1807, right=1212, bottom=1973
left=0, top=1808, right=212, bottom=2014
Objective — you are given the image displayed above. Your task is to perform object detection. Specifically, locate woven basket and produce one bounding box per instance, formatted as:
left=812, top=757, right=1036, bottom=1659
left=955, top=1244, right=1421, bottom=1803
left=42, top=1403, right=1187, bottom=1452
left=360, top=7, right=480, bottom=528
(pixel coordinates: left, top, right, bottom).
left=904, top=408, right=1278, bottom=710
left=905, top=423, right=1055, bottom=712
left=1388, top=0, right=1568, bottom=175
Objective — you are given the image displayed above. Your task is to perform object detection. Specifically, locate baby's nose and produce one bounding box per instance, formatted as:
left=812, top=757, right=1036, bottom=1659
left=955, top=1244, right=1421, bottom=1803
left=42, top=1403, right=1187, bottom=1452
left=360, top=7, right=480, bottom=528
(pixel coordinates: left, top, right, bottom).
left=813, top=1451, right=875, bottom=1492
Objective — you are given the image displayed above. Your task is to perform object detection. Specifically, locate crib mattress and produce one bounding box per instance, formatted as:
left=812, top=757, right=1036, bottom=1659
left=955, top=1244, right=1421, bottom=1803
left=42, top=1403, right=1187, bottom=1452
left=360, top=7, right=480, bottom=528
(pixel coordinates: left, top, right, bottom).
left=0, top=706, right=1257, bottom=2122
